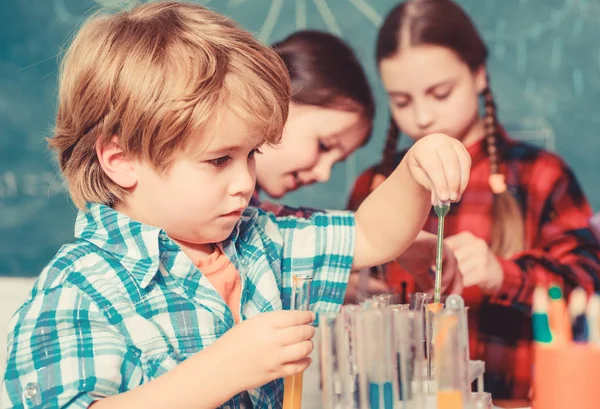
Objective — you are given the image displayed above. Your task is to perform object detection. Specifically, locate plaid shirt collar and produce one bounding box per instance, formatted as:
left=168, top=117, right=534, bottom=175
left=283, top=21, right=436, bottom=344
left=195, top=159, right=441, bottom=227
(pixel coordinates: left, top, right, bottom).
left=74, top=203, right=243, bottom=289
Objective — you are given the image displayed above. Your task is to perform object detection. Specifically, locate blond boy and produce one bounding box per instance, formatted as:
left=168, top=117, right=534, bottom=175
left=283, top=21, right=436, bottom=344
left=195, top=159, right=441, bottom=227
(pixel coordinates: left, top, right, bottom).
left=2, top=2, right=470, bottom=408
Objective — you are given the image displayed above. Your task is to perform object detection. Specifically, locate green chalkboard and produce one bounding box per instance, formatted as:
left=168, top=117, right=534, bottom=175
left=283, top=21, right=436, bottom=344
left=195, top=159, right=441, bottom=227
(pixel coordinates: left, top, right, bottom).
left=1, top=0, right=599, bottom=277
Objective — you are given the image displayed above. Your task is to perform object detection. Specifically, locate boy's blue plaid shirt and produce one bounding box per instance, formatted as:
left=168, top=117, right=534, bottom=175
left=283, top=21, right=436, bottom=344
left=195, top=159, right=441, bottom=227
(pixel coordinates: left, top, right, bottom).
left=2, top=203, right=355, bottom=409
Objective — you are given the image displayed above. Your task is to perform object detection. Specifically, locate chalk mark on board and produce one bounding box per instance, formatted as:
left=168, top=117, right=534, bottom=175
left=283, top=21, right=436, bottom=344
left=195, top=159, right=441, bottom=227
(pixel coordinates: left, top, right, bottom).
left=348, top=0, right=382, bottom=26
left=313, top=0, right=342, bottom=36
left=295, top=0, right=307, bottom=30
left=258, top=0, right=284, bottom=43
left=482, top=0, right=574, bottom=42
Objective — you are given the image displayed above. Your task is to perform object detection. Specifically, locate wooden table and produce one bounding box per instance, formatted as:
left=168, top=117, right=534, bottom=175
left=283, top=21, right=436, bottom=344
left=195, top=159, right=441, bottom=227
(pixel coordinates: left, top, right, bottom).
left=494, top=399, right=531, bottom=408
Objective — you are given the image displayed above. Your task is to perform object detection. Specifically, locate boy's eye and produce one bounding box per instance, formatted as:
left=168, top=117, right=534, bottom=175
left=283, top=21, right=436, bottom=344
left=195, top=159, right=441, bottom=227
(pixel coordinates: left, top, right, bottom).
left=248, top=148, right=262, bottom=160
left=208, top=156, right=231, bottom=168
left=318, top=141, right=331, bottom=152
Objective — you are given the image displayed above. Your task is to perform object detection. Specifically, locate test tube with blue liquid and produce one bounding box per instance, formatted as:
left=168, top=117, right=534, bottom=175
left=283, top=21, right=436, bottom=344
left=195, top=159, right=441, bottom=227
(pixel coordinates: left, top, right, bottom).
left=359, top=308, right=394, bottom=409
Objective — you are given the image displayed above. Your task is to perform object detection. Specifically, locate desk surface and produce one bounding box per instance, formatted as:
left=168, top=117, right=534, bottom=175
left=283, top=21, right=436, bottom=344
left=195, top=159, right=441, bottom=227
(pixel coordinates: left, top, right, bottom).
left=494, top=400, right=531, bottom=408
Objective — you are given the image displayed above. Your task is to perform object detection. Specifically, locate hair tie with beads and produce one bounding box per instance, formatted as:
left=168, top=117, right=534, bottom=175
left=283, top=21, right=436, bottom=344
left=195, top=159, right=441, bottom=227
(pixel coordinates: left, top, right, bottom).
left=489, top=173, right=507, bottom=194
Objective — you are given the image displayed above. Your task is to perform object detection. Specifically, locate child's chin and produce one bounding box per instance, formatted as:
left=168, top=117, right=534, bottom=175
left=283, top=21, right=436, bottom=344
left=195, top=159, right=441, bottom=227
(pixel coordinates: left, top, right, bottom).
left=269, top=190, right=286, bottom=199
left=212, top=223, right=239, bottom=242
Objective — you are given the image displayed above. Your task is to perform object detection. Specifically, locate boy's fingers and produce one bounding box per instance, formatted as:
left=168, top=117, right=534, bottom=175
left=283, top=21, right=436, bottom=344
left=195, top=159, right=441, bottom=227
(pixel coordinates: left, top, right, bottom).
left=436, top=147, right=461, bottom=200
left=423, top=155, right=450, bottom=202
left=270, top=310, right=316, bottom=328
left=278, top=324, right=316, bottom=346
left=279, top=357, right=313, bottom=378
left=280, top=340, right=314, bottom=364
left=455, top=143, right=471, bottom=198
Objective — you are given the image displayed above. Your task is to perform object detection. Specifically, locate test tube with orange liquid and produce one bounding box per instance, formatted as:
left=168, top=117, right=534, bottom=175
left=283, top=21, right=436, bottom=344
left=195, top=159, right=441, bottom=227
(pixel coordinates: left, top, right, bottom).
left=425, top=302, right=443, bottom=388
left=283, top=274, right=313, bottom=409
left=434, top=309, right=465, bottom=409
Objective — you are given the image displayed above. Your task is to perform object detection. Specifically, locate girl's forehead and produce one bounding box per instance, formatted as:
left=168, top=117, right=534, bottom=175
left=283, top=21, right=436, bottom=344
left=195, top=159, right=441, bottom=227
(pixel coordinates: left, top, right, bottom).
left=380, top=46, right=469, bottom=90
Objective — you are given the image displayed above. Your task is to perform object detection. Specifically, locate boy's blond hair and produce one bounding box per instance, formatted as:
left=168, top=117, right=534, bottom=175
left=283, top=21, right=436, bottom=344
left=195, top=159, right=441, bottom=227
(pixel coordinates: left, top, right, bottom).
left=50, top=1, right=291, bottom=210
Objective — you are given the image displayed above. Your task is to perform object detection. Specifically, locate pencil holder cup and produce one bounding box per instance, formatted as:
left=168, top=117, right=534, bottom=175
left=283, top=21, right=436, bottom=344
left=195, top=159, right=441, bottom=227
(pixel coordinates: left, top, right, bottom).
left=533, top=344, right=600, bottom=409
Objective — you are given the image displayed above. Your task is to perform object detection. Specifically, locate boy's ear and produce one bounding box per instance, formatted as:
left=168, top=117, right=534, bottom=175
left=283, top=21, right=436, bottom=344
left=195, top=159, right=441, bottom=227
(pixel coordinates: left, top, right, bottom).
left=96, top=136, right=137, bottom=188
left=474, top=64, right=488, bottom=94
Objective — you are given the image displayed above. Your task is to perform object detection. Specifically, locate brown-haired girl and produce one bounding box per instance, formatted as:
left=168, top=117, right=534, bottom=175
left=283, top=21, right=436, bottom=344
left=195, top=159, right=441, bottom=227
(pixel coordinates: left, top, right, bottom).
left=253, top=31, right=389, bottom=302
left=348, top=0, right=600, bottom=399
left=255, top=30, right=375, bottom=200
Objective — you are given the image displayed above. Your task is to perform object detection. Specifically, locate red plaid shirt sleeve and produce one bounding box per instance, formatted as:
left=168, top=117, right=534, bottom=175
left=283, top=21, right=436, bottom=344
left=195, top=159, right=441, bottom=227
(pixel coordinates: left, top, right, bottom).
left=491, top=156, right=600, bottom=306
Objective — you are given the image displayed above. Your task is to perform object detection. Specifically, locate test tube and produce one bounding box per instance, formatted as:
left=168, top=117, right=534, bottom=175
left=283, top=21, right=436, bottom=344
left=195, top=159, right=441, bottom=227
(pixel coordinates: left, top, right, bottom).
left=433, top=201, right=450, bottom=304
left=283, top=274, right=313, bottom=409
left=389, top=304, right=410, bottom=312
left=320, top=312, right=342, bottom=409
left=411, top=292, right=433, bottom=311
left=390, top=308, right=425, bottom=409
left=434, top=309, right=465, bottom=409
left=372, top=294, right=392, bottom=308
left=357, top=309, right=394, bottom=409
left=338, top=305, right=363, bottom=409
left=320, top=305, right=366, bottom=409
left=425, top=302, right=444, bottom=388
left=445, top=294, right=470, bottom=402
left=409, top=293, right=434, bottom=391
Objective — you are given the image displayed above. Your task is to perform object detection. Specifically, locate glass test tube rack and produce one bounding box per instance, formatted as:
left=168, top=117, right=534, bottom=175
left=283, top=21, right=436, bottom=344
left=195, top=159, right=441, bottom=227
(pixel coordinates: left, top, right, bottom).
left=318, top=294, right=491, bottom=409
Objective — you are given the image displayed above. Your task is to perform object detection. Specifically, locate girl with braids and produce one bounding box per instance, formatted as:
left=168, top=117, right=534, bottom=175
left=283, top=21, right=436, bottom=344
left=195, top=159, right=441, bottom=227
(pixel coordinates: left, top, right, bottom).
left=253, top=30, right=460, bottom=303
left=348, top=0, right=600, bottom=399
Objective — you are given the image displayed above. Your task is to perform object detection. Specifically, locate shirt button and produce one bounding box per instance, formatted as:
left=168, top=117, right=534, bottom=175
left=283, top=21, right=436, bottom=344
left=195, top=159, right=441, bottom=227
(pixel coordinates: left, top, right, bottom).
left=23, top=382, right=42, bottom=405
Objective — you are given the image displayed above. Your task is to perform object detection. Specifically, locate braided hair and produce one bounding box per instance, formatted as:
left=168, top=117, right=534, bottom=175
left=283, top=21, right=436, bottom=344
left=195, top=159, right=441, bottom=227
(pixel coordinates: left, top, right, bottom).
left=374, top=0, right=524, bottom=257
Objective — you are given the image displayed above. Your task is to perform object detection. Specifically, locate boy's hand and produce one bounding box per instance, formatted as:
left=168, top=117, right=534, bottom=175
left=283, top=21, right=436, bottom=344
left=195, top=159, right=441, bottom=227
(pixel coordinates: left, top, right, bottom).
left=214, top=310, right=316, bottom=391
left=351, top=133, right=471, bottom=271
left=405, top=133, right=471, bottom=204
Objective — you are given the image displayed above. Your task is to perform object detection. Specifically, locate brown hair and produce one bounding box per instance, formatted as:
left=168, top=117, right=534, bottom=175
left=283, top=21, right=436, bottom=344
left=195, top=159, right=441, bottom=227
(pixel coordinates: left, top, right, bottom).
left=375, top=0, right=524, bottom=257
left=50, top=1, right=290, bottom=210
left=273, top=30, right=375, bottom=142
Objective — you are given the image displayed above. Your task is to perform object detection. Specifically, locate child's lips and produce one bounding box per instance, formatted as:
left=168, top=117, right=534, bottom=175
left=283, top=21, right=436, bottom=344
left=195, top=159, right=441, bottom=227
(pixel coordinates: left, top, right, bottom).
left=222, top=208, right=244, bottom=217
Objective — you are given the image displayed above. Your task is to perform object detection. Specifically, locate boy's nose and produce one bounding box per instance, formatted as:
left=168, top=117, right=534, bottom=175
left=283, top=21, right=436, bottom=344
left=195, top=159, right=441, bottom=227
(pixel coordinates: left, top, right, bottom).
left=231, top=165, right=255, bottom=196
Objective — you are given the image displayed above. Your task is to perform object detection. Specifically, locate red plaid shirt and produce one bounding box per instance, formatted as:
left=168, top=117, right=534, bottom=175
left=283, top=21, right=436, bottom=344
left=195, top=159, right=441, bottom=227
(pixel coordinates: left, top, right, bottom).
left=348, top=132, right=600, bottom=399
